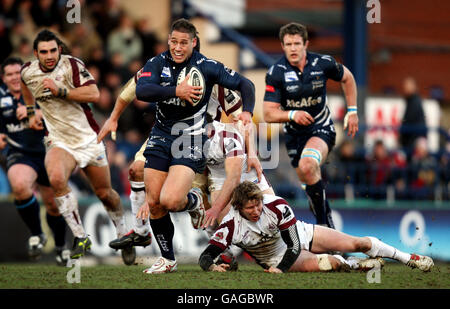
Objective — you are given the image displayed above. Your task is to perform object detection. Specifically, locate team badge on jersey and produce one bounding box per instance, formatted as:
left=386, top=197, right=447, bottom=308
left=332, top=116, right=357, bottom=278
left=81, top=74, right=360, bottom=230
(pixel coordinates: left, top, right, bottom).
left=161, top=66, right=171, bottom=78
left=284, top=71, right=298, bottom=82
left=0, top=97, right=13, bottom=108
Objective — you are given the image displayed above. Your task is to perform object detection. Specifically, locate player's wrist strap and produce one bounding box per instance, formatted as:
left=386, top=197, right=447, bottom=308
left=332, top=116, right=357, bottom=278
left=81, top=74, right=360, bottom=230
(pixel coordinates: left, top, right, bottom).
left=26, top=105, right=35, bottom=117
left=288, top=110, right=297, bottom=121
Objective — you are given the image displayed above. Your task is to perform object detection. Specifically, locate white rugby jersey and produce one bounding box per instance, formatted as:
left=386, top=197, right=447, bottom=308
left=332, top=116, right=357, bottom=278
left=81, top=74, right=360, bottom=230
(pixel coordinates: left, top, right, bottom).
left=205, top=121, right=264, bottom=192
left=21, top=54, right=99, bottom=148
left=208, top=85, right=243, bottom=121
left=209, top=194, right=297, bottom=268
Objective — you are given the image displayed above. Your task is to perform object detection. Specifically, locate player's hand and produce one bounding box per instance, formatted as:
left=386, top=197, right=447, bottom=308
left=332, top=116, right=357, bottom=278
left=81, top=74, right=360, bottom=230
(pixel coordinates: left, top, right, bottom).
left=28, top=114, right=44, bottom=130
left=202, top=206, right=221, bottom=228
left=97, top=117, right=118, bottom=143
left=42, top=78, right=58, bottom=96
left=176, top=74, right=203, bottom=105
left=136, top=202, right=150, bottom=221
left=264, top=266, right=282, bottom=274
left=16, top=104, right=27, bottom=120
left=343, top=112, right=358, bottom=139
left=292, top=110, right=314, bottom=126
left=0, top=133, right=7, bottom=150
left=237, top=111, right=252, bottom=126
left=210, top=264, right=229, bottom=272
left=247, top=156, right=262, bottom=183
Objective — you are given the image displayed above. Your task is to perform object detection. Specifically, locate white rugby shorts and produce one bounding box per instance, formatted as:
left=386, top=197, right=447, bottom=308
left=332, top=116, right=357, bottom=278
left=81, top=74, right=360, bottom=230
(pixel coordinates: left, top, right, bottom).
left=44, top=136, right=108, bottom=168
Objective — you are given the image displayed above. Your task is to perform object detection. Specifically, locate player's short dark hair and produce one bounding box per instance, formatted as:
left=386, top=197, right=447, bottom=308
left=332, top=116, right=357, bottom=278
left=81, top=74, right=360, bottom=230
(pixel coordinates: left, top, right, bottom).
left=171, top=18, right=198, bottom=39
left=33, top=29, right=69, bottom=53
left=231, top=181, right=263, bottom=210
left=279, top=22, right=308, bottom=44
left=1, top=57, right=23, bottom=74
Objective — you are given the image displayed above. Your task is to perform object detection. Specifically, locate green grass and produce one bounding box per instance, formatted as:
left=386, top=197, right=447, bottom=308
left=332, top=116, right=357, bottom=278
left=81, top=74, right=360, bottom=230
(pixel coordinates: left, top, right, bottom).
left=0, top=262, right=449, bottom=289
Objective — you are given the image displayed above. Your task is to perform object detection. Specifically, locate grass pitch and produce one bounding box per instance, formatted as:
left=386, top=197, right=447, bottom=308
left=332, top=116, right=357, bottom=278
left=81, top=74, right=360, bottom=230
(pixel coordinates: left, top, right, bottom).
left=0, top=261, right=449, bottom=289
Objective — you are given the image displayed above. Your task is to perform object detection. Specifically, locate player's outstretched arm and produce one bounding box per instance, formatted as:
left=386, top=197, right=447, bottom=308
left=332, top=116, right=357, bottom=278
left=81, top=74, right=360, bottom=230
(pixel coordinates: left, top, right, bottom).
left=98, top=77, right=137, bottom=142
left=340, top=65, right=358, bottom=138
left=202, top=156, right=243, bottom=228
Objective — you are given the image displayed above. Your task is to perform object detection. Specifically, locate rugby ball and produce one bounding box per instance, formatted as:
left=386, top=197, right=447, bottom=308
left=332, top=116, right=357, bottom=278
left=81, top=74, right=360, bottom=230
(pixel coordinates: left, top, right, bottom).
left=177, top=65, right=205, bottom=106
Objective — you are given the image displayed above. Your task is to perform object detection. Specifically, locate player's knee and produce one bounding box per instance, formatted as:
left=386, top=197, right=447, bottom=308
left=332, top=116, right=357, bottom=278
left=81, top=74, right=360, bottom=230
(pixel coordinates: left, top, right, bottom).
left=128, top=161, right=144, bottom=182
left=298, top=159, right=318, bottom=180
left=48, top=175, right=67, bottom=192
left=160, top=194, right=184, bottom=212
left=94, top=187, right=113, bottom=203
left=11, top=182, right=33, bottom=199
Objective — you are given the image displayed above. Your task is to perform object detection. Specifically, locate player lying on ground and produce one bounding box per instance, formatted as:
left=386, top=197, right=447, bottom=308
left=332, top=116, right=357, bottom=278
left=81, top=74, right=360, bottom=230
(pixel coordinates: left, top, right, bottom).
left=199, top=181, right=434, bottom=273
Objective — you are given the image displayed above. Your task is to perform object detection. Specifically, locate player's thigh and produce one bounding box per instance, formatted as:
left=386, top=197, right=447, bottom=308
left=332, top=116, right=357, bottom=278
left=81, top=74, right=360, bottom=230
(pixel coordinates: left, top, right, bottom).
left=7, top=163, right=38, bottom=196
left=44, top=147, right=77, bottom=184
left=159, top=165, right=195, bottom=210
left=310, top=225, right=360, bottom=253
left=144, top=167, right=167, bottom=205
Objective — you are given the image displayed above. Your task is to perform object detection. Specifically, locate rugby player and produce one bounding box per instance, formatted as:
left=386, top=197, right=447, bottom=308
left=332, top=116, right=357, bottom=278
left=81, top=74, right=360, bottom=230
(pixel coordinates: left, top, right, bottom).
left=0, top=57, right=68, bottom=265
left=20, top=30, right=132, bottom=263
left=263, top=23, right=359, bottom=229
left=199, top=181, right=434, bottom=273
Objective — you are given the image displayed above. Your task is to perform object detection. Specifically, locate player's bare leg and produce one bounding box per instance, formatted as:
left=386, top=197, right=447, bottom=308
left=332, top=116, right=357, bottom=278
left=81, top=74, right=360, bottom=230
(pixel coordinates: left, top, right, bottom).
left=296, top=137, right=334, bottom=228
left=310, top=225, right=433, bottom=272
left=45, top=147, right=89, bottom=258
left=8, top=164, right=47, bottom=260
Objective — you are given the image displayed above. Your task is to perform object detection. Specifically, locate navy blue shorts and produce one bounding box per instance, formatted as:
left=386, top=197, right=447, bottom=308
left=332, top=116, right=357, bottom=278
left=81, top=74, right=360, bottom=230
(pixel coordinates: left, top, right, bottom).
left=284, top=122, right=336, bottom=168
left=6, top=149, right=50, bottom=187
left=143, top=126, right=206, bottom=174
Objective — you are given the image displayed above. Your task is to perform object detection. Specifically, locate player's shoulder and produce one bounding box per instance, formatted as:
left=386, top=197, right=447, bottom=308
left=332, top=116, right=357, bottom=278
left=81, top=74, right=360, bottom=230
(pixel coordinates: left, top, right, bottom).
left=0, top=83, right=9, bottom=97
left=263, top=194, right=290, bottom=215
left=267, top=56, right=290, bottom=77
left=60, top=54, right=85, bottom=67
left=308, top=51, right=337, bottom=66
left=20, top=60, right=35, bottom=77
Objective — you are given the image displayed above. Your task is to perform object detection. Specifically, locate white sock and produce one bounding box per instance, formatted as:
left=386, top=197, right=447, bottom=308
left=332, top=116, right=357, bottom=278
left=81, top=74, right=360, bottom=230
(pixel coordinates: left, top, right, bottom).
left=130, top=181, right=150, bottom=236
left=365, top=237, right=411, bottom=264
left=106, top=208, right=127, bottom=238
left=55, top=192, right=86, bottom=238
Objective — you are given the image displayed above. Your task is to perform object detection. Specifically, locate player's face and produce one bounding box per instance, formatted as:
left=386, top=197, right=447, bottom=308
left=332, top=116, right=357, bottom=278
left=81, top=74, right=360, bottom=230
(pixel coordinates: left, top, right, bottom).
left=168, top=30, right=197, bottom=63
left=35, top=40, right=61, bottom=71
left=282, top=34, right=308, bottom=66
left=240, top=199, right=263, bottom=222
left=2, top=64, right=22, bottom=94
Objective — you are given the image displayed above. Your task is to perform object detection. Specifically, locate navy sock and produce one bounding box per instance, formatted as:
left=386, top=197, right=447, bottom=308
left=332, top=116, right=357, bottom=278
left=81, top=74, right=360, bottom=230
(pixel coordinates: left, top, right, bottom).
left=15, top=196, right=43, bottom=236
left=150, top=213, right=175, bottom=261
left=305, top=180, right=327, bottom=225
left=182, top=192, right=198, bottom=212
left=46, top=213, right=67, bottom=248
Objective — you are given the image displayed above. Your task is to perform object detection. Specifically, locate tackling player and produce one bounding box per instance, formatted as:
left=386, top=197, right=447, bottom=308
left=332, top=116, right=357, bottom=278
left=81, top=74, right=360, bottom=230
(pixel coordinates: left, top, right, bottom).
left=0, top=57, right=68, bottom=265
left=199, top=181, right=434, bottom=273
left=263, top=23, right=359, bottom=229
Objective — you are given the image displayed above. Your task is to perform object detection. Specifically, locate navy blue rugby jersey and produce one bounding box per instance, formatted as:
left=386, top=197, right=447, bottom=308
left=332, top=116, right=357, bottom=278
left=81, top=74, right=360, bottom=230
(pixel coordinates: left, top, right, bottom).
left=0, top=84, right=46, bottom=154
left=263, top=51, right=344, bottom=132
left=137, top=50, right=242, bottom=136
